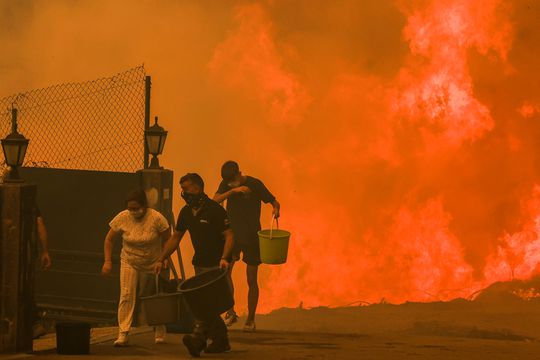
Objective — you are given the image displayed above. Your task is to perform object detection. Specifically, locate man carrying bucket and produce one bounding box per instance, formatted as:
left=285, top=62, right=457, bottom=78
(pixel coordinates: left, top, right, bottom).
left=214, top=161, right=280, bottom=331
left=155, top=173, right=234, bottom=356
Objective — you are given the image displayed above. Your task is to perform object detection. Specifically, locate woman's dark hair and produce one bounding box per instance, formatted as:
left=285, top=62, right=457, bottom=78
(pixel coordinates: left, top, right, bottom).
left=180, top=173, right=205, bottom=191
left=221, top=161, right=240, bottom=182
left=126, top=189, right=148, bottom=207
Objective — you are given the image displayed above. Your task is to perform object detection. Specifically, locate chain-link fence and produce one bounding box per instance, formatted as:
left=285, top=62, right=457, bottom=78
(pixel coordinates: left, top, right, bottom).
left=0, top=66, right=147, bottom=173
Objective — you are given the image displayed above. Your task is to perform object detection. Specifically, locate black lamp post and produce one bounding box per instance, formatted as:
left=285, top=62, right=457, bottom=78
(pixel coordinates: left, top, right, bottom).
left=1, top=108, right=29, bottom=182
left=145, top=116, right=167, bottom=169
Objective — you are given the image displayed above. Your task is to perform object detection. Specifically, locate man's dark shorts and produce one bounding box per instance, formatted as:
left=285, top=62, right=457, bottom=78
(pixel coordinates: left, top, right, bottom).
left=232, top=239, right=261, bottom=266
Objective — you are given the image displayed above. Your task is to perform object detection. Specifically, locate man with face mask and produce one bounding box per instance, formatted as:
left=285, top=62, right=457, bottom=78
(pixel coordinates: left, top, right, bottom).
left=214, top=161, right=280, bottom=331
left=155, top=173, right=234, bottom=356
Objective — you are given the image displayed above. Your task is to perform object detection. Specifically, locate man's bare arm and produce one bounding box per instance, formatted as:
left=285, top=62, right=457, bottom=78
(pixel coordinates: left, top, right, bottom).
left=214, top=186, right=252, bottom=204
left=214, top=190, right=234, bottom=204
left=158, top=230, right=185, bottom=263
left=37, top=216, right=49, bottom=254
left=37, top=216, right=52, bottom=269
left=272, top=199, right=281, bottom=218
left=222, top=229, right=234, bottom=260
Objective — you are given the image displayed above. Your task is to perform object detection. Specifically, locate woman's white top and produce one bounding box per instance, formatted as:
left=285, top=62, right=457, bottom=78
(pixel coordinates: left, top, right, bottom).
left=109, top=208, right=169, bottom=271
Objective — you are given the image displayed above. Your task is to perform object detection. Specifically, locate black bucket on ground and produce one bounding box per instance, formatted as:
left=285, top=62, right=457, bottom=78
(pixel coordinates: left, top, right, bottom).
left=56, top=322, right=90, bottom=355
left=179, top=268, right=234, bottom=319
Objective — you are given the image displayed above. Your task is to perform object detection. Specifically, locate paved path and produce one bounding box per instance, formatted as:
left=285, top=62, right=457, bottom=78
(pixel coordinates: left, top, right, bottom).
left=2, top=327, right=540, bottom=359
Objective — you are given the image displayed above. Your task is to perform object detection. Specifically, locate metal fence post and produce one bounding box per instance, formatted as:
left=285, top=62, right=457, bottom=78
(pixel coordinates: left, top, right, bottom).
left=144, top=76, right=152, bottom=169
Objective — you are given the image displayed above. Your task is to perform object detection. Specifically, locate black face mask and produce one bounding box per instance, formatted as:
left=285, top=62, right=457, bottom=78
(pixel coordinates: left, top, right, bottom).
left=182, top=192, right=206, bottom=208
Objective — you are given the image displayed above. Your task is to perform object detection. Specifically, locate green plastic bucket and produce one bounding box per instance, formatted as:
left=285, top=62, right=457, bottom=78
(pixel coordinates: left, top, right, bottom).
left=258, top=217, right=291, bottom=264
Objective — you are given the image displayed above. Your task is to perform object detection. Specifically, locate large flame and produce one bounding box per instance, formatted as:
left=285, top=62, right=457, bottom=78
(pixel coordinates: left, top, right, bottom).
left=207, top=0, right=540, bottom=312
left=2, top=0, right=540, bottom=314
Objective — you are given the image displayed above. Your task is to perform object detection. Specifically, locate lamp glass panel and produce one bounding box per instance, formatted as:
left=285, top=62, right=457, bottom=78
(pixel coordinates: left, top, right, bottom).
left=146, top=134, right=161, bottom=155
left=18, top=142, right=28, bottom=166
left=2, top=142, right=21, bottom=167
left=157, top=133, right=167, bottom=154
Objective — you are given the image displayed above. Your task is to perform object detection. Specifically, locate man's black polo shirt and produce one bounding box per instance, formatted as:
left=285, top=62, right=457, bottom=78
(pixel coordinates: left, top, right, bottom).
left=176, top=197, right=230, bottom=267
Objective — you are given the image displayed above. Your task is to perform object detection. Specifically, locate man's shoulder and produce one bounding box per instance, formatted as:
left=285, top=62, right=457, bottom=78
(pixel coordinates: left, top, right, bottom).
left=247, top=176, right=268, bottom=189
left=206, top=198, right=224, bottom=210
left=179, top=204, right=190, bottom=212
left=216, top=179, right=229, bottom=191
left=246, top=175, right=263, bottom=185
left=205, top=199, right=227, bottom=215
left=177, top=205, right=190, bottom=218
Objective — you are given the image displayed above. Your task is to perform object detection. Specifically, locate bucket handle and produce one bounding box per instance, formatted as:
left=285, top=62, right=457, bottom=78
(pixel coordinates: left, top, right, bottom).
left=269, top=215, right=279, bottom=240
left=155, top=274, right=160, bottom=295
left=155, top=256, right=180, bottom=295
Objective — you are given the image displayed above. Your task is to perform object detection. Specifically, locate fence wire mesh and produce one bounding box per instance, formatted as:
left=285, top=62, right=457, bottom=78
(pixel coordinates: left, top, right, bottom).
left=0, top=66, right=147, bottom=173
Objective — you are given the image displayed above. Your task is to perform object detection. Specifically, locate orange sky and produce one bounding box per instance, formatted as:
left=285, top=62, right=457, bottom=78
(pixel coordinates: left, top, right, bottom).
left=2, top=0, right=540, bottom=315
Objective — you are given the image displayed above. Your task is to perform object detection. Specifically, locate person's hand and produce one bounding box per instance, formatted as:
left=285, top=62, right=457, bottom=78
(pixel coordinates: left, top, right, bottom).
left=273, top=207, right=280, bottom=219
left=41, top=252, right=52, bottom=270
left=153, top=260, right=164, bottom=275
left=163, top=258, right=169, bottom=269
left=219, top=258, right=230, bottom=269
left=233, top=186, right=251, bottom=194
left=101, top=261, right=112, bottom=276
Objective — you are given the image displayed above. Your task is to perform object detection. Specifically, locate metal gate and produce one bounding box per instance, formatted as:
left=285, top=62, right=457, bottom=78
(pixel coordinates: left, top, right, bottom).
left=0, top=66, right=158, bottom=324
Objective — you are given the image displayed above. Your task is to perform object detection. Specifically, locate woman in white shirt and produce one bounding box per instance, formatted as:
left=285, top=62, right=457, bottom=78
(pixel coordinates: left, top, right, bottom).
left=102, top=190, right=171, bottom=346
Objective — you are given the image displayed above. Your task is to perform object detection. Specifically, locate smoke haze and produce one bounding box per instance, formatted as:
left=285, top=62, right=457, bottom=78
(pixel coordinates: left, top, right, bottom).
left=2, top=0, right=540, bottom=314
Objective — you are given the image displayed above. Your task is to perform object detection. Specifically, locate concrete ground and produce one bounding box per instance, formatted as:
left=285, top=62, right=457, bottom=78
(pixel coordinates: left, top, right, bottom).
left=4, top=285, right=540, bottom=360
left=1, top=326, right=540, bottom=360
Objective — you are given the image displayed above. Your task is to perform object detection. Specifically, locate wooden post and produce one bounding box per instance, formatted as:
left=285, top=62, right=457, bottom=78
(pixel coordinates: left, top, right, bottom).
left=0, top=183, right=37, bottom=353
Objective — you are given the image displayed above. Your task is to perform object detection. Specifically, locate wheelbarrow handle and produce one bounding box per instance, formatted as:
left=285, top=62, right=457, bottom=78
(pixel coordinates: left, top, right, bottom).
left=168, top=256, right=180, bottom=282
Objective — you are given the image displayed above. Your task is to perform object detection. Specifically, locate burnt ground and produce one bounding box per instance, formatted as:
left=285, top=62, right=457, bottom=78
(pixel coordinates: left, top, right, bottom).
left=2, top=279, right=540, bottom=359
left=248, top=278, right=540, bottom=341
